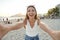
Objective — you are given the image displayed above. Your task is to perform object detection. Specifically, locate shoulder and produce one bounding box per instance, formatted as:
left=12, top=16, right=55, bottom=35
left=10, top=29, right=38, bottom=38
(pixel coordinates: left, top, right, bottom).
left=37, top=17, right=41, bottom=25
left=37, top=18, right=44, bottom=25
left=23, top=19, right=28, bottom=29
left=23, top=18, right=27, bottom=25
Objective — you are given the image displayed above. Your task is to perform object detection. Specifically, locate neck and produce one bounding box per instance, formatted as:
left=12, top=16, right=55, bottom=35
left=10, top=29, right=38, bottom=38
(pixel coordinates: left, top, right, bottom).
left=29, top=18, right=35, bottom=22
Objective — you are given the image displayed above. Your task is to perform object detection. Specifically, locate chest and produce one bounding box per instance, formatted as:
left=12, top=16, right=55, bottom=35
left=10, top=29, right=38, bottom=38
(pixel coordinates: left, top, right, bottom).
left=29, top=22, right=35, bottom=28
left=26, top=20, right=39, bottom=29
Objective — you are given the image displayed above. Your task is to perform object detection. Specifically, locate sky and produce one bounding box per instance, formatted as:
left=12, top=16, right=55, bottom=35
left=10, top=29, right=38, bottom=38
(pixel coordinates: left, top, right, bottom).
left=0, top=0, right=60, bottom=17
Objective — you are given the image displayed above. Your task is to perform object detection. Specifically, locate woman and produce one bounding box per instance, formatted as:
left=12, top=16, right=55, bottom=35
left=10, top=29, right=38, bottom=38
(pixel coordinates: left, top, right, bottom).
left=0, top=5, right=60, bottom=40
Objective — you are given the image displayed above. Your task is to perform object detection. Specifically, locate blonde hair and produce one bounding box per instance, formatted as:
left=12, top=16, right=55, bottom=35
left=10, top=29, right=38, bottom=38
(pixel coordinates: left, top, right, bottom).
left=26, top=5, right=37, bottom=19
left=24, top=5, right=38, bottom=28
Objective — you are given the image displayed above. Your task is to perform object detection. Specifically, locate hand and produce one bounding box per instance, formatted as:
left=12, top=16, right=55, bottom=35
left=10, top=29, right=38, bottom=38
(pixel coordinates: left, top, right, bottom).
left=0, top=24, right=3, bottom=30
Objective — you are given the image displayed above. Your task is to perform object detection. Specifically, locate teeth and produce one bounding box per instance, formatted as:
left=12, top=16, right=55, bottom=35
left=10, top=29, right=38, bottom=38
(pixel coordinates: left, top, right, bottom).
left=30, top=14, right=33, bottom=16
left=29, top=14, right=34, bottom=16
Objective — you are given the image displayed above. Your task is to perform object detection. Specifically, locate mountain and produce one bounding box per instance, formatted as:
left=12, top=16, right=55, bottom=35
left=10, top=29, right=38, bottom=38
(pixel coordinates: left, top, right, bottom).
left=10, top=13, right=42, bottom=17
left=11, top=13, right=25, bottom=17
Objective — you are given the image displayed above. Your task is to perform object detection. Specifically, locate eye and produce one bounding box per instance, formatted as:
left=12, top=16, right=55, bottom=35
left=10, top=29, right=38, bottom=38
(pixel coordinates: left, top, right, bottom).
left=32, top=9, right=35, bottom=12
left=27, top=10, right=30, bottom=12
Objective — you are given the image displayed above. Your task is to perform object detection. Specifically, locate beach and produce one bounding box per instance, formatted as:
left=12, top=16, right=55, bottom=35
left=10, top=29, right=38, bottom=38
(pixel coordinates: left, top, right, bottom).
left=1, top=19, right=60, bottom=40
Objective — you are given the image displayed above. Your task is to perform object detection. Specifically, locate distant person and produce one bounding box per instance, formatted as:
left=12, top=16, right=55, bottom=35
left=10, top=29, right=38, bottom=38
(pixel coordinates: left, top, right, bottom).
left=6, top=18, right=10, bottom=24
left=17, top=19, right=20, bottom=22
left=3, top=18, right=4, bottom=21
left=0, top=5, right=60, bottom=40
left=6, top=18, right=8, bottom=24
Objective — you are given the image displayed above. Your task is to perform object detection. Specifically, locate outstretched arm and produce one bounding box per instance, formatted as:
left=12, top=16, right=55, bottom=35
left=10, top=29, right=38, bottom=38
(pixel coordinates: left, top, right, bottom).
left=0, top=18, right=27, bottom=31
left=0, top=22, right=24, bottom=36
left=5, top=18, right=27, bottom=31
left=0, top=22, right=24, bottom=39
left=0, top=18, right=27, bottom=39
left=37, top=18, right=60, bottom=40
left=7, top=22, right=24, bottom=31
left=37, top=18, right=56, bottom=40
left=37, top=18, right=53, bottom=34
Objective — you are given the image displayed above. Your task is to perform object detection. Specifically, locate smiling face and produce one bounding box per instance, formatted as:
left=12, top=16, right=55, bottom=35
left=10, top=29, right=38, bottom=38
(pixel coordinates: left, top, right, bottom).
left=26, top=5, right=37, bottom=19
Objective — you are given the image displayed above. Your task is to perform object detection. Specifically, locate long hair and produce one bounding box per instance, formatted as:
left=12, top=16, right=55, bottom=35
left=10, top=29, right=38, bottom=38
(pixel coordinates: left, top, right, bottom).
left=26, top=5, right=37, bottom=19
left=24, top=5, right=38, bottom=28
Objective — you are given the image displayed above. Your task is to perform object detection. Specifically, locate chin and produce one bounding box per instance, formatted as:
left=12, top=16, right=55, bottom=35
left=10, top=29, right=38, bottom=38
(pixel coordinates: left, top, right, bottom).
left=29, top=17, right=34, bottom=19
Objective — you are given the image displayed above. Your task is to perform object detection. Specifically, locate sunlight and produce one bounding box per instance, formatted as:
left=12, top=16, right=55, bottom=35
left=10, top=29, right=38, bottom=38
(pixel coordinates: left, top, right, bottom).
left=0, top=0, right=60, bottom=17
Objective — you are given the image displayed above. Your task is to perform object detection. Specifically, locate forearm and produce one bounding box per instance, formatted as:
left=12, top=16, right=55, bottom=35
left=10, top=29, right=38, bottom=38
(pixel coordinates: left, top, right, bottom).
left=9, top=22, right=24, bottom=31
left=4, top=22, right=24, bottom=31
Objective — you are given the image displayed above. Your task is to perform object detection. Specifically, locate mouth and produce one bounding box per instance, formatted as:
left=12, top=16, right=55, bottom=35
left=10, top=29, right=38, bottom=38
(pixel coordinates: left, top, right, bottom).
left=29, top=14, right=34, bottom=17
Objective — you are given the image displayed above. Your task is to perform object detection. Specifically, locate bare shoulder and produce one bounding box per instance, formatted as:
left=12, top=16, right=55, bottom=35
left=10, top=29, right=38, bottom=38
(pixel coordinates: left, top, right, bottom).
left=23, top=18, right=27, bottom=29
left=37, top=18, right=45, bottom=25
left=23, top=18, right=27, bottom=24
left=37, top=17, right=41, bottom=25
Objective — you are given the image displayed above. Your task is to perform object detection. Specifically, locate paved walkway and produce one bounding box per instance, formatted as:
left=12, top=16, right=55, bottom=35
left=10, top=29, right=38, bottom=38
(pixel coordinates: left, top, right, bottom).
left=2, top=19, right=60, bottom=40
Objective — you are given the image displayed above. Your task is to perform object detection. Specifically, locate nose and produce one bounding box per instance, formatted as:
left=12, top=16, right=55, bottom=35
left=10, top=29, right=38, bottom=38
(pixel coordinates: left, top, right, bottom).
left=30, top=11, right=34, bottom=14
